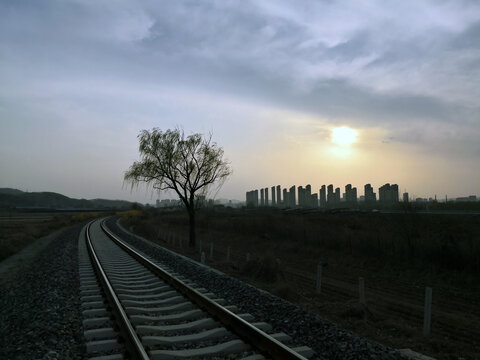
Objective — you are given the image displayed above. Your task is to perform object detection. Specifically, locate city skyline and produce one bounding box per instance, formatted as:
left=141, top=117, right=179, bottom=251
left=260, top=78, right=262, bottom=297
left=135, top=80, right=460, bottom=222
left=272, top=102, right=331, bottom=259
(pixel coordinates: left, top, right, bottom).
left=246, top=182, right=477, bottom=208
left=1, top=1, right=479, bottom=202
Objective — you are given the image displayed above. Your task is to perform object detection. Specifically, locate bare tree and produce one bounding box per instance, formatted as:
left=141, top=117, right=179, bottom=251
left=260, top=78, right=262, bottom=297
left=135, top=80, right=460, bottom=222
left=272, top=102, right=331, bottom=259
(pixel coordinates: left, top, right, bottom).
left=124, top=128, right=232, bottom=247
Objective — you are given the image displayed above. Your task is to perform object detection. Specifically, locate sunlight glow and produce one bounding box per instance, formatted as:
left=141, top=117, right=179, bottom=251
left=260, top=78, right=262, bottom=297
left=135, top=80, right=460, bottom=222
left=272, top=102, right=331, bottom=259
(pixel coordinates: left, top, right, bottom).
left=327, top=146, right=354, bottom=159
left=331, top=126, right=358, bottom=146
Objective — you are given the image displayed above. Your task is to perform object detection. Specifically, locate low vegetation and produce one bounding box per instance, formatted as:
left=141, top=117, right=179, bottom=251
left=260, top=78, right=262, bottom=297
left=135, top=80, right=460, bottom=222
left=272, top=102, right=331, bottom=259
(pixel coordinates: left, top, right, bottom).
left=124, top=207, right=480, bottom=277
left=0, top=212, right=101, bottom=261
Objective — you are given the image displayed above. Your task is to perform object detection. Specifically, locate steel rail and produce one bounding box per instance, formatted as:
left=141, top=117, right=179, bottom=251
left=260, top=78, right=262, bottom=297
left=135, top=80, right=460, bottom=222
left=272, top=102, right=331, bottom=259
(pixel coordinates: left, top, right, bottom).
left=86, top=220, right=150, bottom=360
left=100, top=219, right=309, bottom=360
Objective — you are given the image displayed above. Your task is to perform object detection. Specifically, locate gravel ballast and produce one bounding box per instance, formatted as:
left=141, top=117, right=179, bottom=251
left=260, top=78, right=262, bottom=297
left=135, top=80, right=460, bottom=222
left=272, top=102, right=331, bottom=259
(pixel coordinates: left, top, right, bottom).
left=0, top=223, right=85, bottom=360
left=107, top=217, right=407, bottom=360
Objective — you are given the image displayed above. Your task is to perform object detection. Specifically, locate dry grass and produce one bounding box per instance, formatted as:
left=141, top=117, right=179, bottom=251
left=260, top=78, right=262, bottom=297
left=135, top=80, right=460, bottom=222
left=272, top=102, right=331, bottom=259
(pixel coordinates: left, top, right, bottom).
left=0, top=211, right=102, bottom=261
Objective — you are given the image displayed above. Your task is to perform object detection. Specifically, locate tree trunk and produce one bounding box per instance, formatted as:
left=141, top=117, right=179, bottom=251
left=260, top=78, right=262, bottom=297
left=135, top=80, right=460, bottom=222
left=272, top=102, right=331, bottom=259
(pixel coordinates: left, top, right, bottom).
left=188, top=208, right=196, bottom=247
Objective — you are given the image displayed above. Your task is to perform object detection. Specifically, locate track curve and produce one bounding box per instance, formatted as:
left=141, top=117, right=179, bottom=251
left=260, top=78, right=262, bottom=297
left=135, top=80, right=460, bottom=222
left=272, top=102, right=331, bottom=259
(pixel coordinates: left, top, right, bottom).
left=80, top=218, right=314, bottom=360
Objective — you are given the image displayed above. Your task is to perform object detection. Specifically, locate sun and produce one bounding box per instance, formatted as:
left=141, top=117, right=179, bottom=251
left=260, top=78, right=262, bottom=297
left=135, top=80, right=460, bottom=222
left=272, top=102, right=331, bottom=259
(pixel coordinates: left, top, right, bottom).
left=331, top=126, right=357, bottom=146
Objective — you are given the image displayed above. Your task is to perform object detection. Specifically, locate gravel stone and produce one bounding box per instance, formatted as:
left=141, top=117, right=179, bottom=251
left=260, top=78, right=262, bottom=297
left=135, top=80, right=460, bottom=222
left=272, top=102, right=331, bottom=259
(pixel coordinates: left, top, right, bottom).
left=107, top=217, right=407, bottom=360
left=0, top=224, right=85, bottom=360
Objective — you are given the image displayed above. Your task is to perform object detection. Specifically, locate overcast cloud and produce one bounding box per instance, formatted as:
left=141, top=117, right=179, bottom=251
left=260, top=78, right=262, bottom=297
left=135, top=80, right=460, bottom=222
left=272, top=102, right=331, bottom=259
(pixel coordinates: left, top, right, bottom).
left=1, top=0, right=479, bottom=201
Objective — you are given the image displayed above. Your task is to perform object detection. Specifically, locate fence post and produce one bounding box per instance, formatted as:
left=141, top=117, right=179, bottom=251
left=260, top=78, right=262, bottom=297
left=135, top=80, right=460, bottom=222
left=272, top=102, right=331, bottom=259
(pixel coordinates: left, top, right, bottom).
left=423, top=287, right=432, bottom=336
left=199, top=239, right=202, bottom=254
left=226, top=246, right=230, bottom=262
left=246, top=252, right=251, bottom=262
left=201, top=251, right=206, bottom=265
left=316, top=262, right=323, bottom=294
left=210, top=242, right=214, bottom=261
left=359, top=277, right=366, bottom=305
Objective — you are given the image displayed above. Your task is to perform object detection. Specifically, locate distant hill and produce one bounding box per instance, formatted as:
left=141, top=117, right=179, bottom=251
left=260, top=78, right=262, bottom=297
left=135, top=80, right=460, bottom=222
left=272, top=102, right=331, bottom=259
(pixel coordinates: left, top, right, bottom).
left=0, top=188, right=136, bottom=210
left=0, top=188, right=25, bottom=195
left=89, top=198, right=135, bottom=209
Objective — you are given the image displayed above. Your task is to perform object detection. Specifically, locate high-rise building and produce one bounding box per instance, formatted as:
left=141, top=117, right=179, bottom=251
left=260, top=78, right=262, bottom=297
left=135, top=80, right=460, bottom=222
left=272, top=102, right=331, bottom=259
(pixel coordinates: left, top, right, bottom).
left=345, top=184, right=358, bottom=204
left=289, top=185, right=296, bottom=207
left=345, top=184, right=352, bottom=202
left=298, top=186, right=305, bottom=207
left=292, top=184, right=318, bottom=208
left=327, top=184, right=334, bottom=204
left=320, top=185, right=326, bottom=207
left=391, top=184, right=399, bottom=203
left=364, top=184, right=376, bottom=203
left=247, top=181, right=404, bottom=208
left=379, top=183, right=399, bottom=203
left=246, top=190, right=259, bottom=207
left=306, top=184, right=312, bottom=207
left=378, top=184, right=388, bottom=202
left=378, top=183, right=388, bottom=202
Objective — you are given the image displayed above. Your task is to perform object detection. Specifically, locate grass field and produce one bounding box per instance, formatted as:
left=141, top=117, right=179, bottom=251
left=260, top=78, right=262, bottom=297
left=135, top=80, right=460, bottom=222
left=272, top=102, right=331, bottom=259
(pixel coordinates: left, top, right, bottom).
left=0, top=211, right=101, bottom=261
left=123, top=207, right=480, bottom=360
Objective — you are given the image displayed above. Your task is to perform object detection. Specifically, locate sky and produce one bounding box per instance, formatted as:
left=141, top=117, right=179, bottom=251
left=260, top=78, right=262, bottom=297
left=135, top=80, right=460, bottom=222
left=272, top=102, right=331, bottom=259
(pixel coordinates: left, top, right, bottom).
left=1, top=0, right=479, bottom=203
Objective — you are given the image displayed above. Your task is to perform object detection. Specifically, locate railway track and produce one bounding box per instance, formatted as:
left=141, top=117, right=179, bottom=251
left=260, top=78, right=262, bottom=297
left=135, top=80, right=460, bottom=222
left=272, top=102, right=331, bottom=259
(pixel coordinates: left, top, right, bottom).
left=79, top=219, right=314, bottom=359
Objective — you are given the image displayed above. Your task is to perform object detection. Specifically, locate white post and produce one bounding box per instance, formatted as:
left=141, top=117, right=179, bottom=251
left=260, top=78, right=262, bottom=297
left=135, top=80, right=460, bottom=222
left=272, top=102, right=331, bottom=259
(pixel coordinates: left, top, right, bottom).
left=201, top=251, right=206, bottom=265
left=423, top=287, right=432, bottom=336
left=226, top=246, right=230, bottom=262
left=316, top=262, right=323, bottom=294
left=246, top=252, right=251, bottom=262
left=210, top=242, right=214, bottom=260
left=359, top=277, right=365, bottom=305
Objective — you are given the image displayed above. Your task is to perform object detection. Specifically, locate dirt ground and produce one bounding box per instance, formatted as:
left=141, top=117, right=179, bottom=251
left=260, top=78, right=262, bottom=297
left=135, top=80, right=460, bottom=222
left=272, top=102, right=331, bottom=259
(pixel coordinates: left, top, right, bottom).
left=0, top=226, right=68, bottom=286
left=0, top=211, right=99, bottom=262
left=124, top=209, right=480, bottom=360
